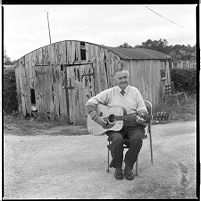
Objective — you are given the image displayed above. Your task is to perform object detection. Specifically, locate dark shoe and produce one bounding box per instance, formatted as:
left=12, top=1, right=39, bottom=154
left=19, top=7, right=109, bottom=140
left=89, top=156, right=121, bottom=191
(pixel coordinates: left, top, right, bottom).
left=124, top=168, right=134, bottom=180
left=114, top=168, right=123, bottom=180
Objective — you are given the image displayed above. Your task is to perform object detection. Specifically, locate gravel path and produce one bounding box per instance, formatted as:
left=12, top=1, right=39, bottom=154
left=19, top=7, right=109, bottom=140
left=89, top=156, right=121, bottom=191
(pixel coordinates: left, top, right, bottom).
left=3, top=120, right=197, bottom=199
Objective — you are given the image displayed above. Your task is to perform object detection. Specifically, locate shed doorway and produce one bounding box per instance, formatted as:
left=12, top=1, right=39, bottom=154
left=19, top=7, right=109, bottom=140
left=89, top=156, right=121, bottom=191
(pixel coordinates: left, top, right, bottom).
left=64, top=63, right=95, bottom=125
left=34, top=65, right=54, bottom=120
left=34, top=65, right=69, bottom=121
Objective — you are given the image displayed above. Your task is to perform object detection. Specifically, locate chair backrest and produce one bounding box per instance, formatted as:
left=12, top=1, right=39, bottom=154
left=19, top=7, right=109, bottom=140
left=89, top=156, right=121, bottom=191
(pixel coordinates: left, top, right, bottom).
left=144, top=100, right=152, bottom=115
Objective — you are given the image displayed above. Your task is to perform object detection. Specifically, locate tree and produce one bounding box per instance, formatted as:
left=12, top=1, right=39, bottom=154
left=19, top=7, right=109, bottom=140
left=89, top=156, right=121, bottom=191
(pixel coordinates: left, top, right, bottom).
left=118, top=42, right=132, bottom=48
left=3, top=67, right=18, bottom=114
left=4, top=49, right=15, bottom=65
left=134, top=39, right=196, bottom=61
left=140, top=38, right=169, bottom=53
left=3, top=49, right=18, bottom=114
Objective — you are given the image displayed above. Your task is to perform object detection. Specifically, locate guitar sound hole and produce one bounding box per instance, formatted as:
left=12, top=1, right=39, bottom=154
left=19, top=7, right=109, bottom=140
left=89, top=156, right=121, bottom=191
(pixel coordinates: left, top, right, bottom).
left=108, top=114, right=115, bottom=123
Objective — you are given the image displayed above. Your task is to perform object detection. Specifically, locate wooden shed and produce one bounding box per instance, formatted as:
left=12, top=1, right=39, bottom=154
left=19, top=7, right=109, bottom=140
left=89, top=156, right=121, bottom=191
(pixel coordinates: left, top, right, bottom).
left=14, top=40, right=172, bottom=125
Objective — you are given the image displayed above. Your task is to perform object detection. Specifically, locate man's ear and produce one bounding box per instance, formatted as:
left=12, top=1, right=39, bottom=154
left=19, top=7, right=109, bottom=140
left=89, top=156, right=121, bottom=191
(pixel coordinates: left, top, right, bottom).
left=113, top=75, right=118, bottom=85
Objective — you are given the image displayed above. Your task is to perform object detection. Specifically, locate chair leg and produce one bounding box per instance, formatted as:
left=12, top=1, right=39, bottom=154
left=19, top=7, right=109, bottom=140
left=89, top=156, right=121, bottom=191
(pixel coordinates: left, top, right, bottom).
left=107, top=141, right=110, bottom=172
left=107, top=148, right=110, bottom=172
left=135, top=156, right=138, bottom=176
left=148, top=124, right=154, bottom=165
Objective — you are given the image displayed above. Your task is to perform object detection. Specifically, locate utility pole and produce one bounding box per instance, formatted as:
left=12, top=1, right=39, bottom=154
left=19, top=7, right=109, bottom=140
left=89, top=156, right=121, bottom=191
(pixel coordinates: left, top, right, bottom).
left=46, top=12, right=52, bottom=44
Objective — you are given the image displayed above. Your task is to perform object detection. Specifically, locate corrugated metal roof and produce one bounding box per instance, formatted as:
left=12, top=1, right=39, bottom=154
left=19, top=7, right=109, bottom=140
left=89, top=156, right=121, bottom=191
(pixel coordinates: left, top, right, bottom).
left=105, top=46, right=171, bottom=60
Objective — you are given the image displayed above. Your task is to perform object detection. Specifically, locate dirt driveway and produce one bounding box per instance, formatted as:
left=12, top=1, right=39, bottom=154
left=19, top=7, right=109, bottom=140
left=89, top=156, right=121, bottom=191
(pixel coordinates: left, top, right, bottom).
left=3, top=120, right=197, bottom=199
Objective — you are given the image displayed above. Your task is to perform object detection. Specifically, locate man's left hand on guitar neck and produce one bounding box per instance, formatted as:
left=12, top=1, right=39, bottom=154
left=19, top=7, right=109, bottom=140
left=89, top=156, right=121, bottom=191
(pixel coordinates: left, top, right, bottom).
left=136, top=115, right=146, bottom=124
left=136, top=110, right=148, bottom=125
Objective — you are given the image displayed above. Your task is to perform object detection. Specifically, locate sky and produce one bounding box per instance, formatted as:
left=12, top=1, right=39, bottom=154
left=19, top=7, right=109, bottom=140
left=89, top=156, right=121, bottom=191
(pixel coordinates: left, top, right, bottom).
left=3, top=4, right=197, bottom=61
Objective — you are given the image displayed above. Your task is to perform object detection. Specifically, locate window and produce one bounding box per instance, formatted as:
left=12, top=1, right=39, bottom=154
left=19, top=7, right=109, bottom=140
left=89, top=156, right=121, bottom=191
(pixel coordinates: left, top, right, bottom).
left=80, top=42, right=86, bottom=61
left=160, top=69, right=166, bottom=81
left=81, top=49, right=86, bottom=60
left=160, top=69, right=166, bottom=78
left=80, top=41, right=85, bottom=46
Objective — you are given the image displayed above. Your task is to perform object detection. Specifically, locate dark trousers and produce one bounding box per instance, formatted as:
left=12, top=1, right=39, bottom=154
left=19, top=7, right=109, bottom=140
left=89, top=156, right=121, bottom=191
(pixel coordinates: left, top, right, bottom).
left=107, top=124, right=145, bottom=170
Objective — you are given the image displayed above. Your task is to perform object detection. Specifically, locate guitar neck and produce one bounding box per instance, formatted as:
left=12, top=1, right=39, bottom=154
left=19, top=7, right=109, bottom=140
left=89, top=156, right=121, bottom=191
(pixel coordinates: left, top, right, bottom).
left=114, top=116, right=124, bottom=121
left=114, top=113, right=152, bottom=122
left=114, top=113, right=138, bottom=121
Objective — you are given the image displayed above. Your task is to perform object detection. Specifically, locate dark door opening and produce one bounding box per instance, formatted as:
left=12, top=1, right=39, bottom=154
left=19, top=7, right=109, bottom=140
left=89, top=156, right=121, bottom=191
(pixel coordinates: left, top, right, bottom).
left=31, top=88, right=36, bottom=105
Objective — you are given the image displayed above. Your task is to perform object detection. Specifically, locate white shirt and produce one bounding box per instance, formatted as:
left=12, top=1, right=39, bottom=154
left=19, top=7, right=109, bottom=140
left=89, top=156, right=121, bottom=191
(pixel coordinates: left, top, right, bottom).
left=86, top=85, right=147, bottom=114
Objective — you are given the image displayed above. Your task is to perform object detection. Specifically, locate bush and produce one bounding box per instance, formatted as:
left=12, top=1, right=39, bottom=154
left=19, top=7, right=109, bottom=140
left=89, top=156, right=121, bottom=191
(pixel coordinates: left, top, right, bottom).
left=3, top=68, right=18, bottom=114
left=170, top=68, right=197, bottom=94
left=153, top=93, right=196, bottom=122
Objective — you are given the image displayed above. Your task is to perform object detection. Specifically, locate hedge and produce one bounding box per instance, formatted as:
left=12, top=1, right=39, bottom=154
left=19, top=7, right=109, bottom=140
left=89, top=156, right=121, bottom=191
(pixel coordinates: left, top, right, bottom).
left=170, top=68, right=197, bottom=94
left=3, top=68, right=18, bottom=114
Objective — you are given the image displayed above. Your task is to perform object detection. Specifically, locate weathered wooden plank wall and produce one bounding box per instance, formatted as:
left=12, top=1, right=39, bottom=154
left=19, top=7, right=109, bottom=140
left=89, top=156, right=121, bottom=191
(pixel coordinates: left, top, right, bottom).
left=66, top=66, right=74, bottom=123
left=15, top=64, right=22, bottom=115
left=33, top=65, right=68, bottom=121
left=17, top=57, right=27, bottom=116
left=46, top=66, right=54, bottom=120
left=128, top=60, right=162, bottom=107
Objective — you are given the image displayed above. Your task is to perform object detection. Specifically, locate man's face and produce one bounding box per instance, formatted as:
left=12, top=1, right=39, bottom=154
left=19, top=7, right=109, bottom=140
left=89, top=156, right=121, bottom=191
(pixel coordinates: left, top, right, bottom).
left=115, top=71, right=130, bottom=89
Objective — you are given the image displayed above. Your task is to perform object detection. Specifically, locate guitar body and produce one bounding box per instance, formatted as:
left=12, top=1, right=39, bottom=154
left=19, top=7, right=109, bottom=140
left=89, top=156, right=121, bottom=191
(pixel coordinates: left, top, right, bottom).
left=87, top=104, right=124, bottom=135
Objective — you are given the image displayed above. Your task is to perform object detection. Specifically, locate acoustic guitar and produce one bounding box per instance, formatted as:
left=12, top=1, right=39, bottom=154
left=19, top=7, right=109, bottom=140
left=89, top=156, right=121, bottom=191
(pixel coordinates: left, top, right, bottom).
left=87, top=104, right=152, bottom=135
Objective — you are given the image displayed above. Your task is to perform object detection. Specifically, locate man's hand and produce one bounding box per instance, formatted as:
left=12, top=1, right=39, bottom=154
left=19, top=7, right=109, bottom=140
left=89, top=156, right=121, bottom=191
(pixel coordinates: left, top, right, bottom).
left=136, top=116, right=146, bottom=124
left=93, top=115, right=108, bottom=127
left=89, top=111, right=107, bottom=127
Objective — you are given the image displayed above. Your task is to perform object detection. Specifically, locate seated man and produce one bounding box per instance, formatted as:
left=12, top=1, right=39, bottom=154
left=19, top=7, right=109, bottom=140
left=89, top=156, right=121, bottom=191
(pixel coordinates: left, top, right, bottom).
left=86, top=69, right=148, bottom=180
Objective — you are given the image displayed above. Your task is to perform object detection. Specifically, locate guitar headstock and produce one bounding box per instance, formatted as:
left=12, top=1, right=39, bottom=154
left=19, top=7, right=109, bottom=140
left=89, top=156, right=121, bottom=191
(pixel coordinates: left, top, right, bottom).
left=153, top=112, right=169, bottom=122
left=137, top=112, right=169, bottom=124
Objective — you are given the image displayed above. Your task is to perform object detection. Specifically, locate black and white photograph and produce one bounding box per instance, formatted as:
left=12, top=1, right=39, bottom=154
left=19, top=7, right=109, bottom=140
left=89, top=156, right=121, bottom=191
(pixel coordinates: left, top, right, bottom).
left=2, top=4, right=198, bottom=199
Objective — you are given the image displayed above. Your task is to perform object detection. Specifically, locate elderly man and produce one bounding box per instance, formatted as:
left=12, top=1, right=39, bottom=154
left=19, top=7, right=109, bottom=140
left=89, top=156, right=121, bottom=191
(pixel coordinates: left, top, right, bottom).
left=86, top=69, right=148, bottom=180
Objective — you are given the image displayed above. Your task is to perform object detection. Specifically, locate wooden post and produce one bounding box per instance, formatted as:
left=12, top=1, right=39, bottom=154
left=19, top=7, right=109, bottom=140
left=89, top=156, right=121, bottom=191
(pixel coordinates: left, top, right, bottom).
left=64, top=67, right=74, bottom=124
left=46, top=12, right=51, bottom=44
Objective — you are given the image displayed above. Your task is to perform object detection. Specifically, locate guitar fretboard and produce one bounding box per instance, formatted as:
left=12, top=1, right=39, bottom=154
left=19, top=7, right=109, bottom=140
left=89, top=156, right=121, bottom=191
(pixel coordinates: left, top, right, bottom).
left=108, top=113, right=152, bottom=122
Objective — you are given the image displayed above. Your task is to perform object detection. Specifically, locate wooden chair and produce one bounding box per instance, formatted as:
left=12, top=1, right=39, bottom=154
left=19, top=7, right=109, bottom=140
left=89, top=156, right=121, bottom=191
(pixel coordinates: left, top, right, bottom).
left=106, top=100, right=153, bottom=176
left=164, top=81, right=188, bottom=106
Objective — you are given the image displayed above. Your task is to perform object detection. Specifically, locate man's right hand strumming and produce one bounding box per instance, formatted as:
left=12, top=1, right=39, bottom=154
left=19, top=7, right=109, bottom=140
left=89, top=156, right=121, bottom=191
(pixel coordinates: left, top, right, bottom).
left=89, top=111, right=107, bottom=127
left=93, top=115, right=107, bottom=127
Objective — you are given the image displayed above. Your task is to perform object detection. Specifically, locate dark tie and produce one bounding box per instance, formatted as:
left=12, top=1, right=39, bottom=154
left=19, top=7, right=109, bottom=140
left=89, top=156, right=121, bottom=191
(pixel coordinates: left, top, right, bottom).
left=120, top=90, right=125, bottom=96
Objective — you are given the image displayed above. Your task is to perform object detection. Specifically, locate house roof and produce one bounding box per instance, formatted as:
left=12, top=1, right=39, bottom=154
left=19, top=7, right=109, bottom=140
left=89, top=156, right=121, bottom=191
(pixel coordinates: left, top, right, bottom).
left=105, top=46, right=171, bottom=60
left=16, top=40, right=171, bottom=62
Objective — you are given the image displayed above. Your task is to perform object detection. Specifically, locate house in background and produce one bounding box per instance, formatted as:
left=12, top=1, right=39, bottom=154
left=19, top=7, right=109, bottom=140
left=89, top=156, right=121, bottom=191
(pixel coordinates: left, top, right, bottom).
left=172, top=59, right=196, bottom=69
left=14, top=40, right=172, bottom=125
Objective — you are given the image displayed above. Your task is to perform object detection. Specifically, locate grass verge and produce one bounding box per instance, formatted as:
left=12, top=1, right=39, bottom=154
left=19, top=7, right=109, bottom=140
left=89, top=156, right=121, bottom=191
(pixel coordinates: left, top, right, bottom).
left=153, top=93, right=196, bottom=122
